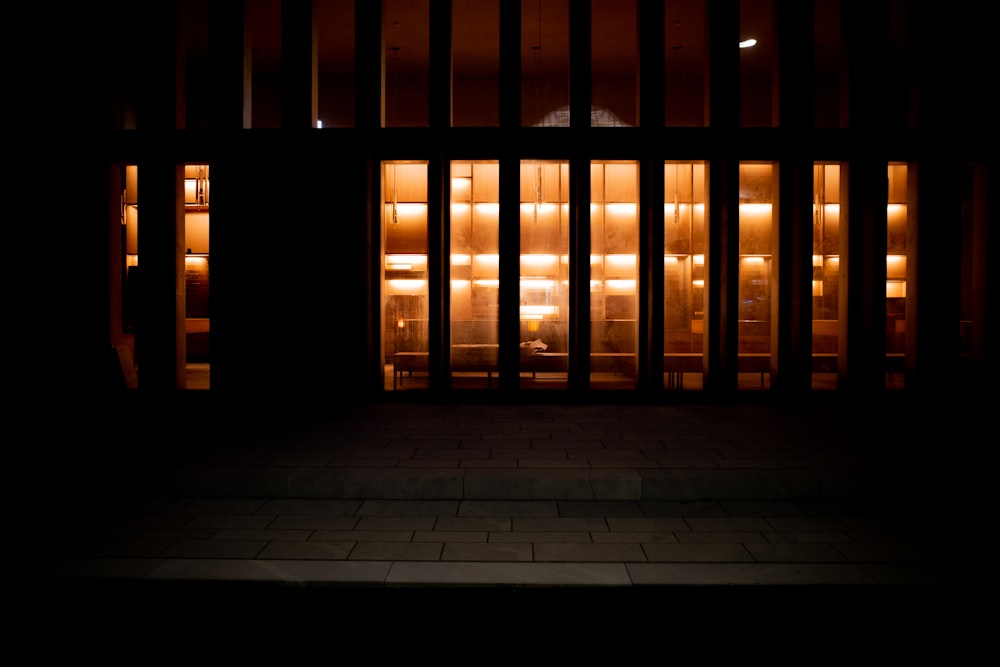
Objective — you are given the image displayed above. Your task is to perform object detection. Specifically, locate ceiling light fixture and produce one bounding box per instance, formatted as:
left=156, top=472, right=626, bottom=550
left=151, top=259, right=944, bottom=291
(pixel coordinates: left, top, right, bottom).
left=739, top=38, right=757, bottom=49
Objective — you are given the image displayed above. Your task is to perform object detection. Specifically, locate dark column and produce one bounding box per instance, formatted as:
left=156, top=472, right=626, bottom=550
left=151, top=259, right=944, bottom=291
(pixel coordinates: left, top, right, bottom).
left=569, top=156, right=591, bottom=394
left=970, top=164, right=996, bottom=391
left=841, top=157, right=887, bottom=396
left=638, top=0, right=665, bottom=392
left=840, top=0, right=890, bottom=397
left=907, top=3, right=972, bottom=400
left=135, top=1, right=186, bottom=395
left=209, top=0, right=251, bottom=130
left=772, top=0, right=814, bottom=398
left=498, top=158, right=521, bottom=394
left=703, top=0, right=740, bottom=396
left=427, top=153, right=448, bottom=391
left=355, top=0, right=383, bottom=392
left=909, top=162, right=962, bottom=397
left=207, top=0, right=250, bottom=401
left=282, top=0, right=318, bottom=129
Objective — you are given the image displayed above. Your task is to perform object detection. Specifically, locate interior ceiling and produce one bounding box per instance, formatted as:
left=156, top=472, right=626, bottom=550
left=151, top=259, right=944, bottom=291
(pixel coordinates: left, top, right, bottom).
left=183, top=0, right=846, bottom=79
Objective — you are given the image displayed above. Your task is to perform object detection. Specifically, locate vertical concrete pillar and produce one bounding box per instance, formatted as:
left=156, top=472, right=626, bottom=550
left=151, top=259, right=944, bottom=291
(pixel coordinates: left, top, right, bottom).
left=704, top=0, right=740, bottom=396
left=907, top=3, right=973, bottom=400
left=206, top=0, right=250, bottom=400
left=567, top=0, right=592, bottom=394
left=638, top=0, right=665, bottom=392
left=772, top=0, right=815, bottom=397
left=427, top=1, right=451, bottom=390
left=134, top=1, right=186, bottom=395
left=840, top=0, right=890, bottom=397
left=496, top=0, right=522, bottom=394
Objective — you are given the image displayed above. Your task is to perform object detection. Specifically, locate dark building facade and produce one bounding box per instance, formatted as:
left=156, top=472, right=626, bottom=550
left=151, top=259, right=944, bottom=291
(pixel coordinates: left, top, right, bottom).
left=26, top=0, right=995, bottom=412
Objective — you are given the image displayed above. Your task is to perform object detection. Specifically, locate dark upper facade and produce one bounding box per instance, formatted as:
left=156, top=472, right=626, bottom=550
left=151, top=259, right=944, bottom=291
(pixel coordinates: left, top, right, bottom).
left=23, top=0, right=996, bottom=410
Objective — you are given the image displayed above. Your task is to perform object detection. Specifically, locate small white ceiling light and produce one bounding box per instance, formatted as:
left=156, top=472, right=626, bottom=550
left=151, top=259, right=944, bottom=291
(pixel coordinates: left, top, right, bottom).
left=739, top=38, right=758, bottom=49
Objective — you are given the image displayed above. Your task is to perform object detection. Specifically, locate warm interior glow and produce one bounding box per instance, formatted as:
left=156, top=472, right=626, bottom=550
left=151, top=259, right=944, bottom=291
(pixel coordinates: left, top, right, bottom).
left=813, top=255, right=822, bottom=267
left=520, top=278, right=556, bottom=289
left=692, top=279, right=705, bottom=288
left=520, top=203, right=559, bottom=215
left=473, top=279, right=499, bottom=287
left=185, top=256, right=209, bottom=264
left=664, top=256, right=678, bottom=265
left=605, top=279, right=636, bottom=293
left=451, top=177, right=472, bottom=199
left=605, top=203, right=637, bottom=216
left=389, top=203, right=427, bottom=219
left=741, top=256, right=766, bottom=264
left=605, top=254, right=636, bottom=268
left=886, top=254, right=907, bottom=279
left=812, top=280, right=824, bottom=296
left=521, top=254, right=559, bottom=270
left=886, top=280, right=906, bottom=298
left=693, top=254, right=705, bottom=265
left=386, top=279, right=426, bottom=294
left=740, top=203, right=773, bottom=216
left=451, top=254, right=472, bottom=266
left=386, top=254, right=427, bottom=271
left=474, top=254, right=499, bottom=267
left=520, top=305, right=558, bottom=318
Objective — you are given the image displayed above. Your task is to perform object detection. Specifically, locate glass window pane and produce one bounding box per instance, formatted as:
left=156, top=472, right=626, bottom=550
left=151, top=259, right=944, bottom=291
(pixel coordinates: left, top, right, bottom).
left=520, top=160, right=569, bottom=386
left=812, top=163, right=840, bottom=389
left=318, top=0, right=356, bottom=128
left=450, top=161, right=500, bottom=388
left=886, top=162, right=907, bottom=389
left=522, top=0, right=570, bottom=126
left=249, top=0, right=282, bottom=128
left=740, top=0, right=774, bottom=127
left=664, top=0, right=707, bottom=127
left=591, top=161, right=639, bottom=388
left=591, top=0, right=637, bottom=127
left=453, top=0, right=500, bottom=127
left=384, top=0, right=429, bottom=127
left=384, top=161, right=429, bottom=390
left=664, top=161, right=707, bottom=390
left=738, top=162, right=774, bottom=389
left=814, top=0, right=842, bottom=128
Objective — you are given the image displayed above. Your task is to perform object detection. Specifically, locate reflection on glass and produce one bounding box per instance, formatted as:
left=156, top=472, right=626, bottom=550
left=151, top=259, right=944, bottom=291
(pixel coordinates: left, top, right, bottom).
left=664, top=0, right=707, bottom=127
left=812, top=163, right=840, bottom=389
left=592, top=0, right=637, bottom=127
left=591, top=161, right=638, bottom=388
left=453, top=0, right=500, bottom=126
left=317, top=0, right=356, bottom=128
left=738, top=162, right=774, bottom=389
left=384, top=161, right=429, bottom=390
left=740, top=0, right=773, bottom=127
left=450, top=161, right=500, bottom=388
left=663, top=162, right=707, bottom=389
left=384, top=0, right=429, bottom=127
left=522, top=0, right=569, bottom=127
left=813, top=0, right=842, bottom=128
left=520, top=160, right=569, bottom=386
